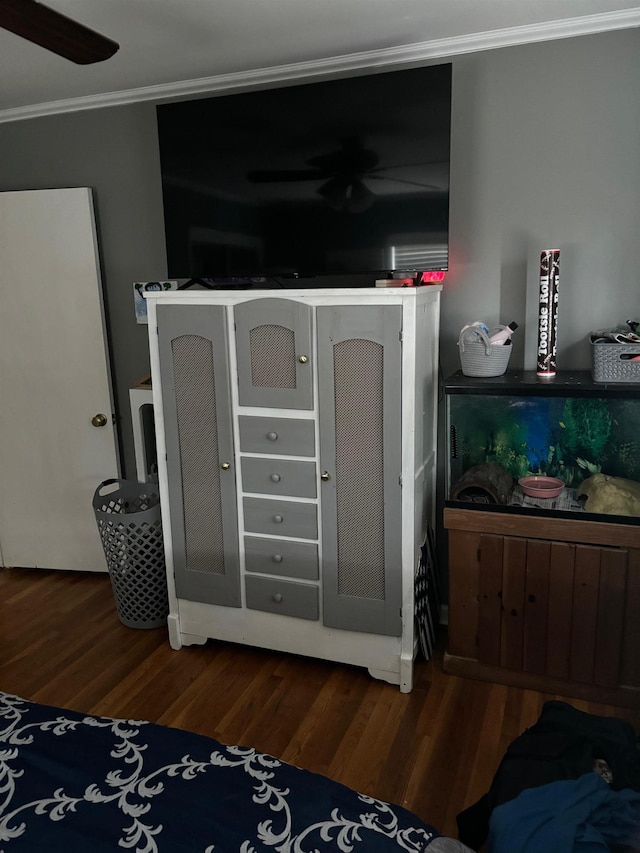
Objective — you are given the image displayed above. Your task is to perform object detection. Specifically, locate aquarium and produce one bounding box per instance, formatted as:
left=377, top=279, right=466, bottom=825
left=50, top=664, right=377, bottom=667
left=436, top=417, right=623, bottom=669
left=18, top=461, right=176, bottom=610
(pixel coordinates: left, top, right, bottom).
left=445, top=370, right=640, bottom=521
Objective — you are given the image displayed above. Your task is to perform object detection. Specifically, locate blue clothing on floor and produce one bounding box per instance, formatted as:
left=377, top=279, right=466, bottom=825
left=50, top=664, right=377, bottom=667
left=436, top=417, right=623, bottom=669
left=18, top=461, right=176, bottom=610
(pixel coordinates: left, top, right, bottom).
left=488, top=772, right=640, bottom=853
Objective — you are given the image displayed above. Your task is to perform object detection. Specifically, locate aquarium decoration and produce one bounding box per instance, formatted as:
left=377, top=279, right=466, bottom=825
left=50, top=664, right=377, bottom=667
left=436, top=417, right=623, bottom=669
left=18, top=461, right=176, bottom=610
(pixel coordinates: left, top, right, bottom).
left=451, top=463, right=515, bottom=504
left=577, top=473, right=640, bottom=517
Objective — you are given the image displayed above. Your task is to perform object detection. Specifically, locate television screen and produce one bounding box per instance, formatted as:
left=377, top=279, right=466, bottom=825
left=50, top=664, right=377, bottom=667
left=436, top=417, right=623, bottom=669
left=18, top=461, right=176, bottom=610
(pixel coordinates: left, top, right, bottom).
left=156, top=63, right=452, bottom=281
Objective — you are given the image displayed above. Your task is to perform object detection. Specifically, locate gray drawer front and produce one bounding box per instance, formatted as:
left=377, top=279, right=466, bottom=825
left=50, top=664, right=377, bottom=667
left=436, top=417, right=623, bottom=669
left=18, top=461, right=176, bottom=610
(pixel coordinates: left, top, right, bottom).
left=238, top=416, right=315, bottom=457
left=243, top=497, right=318, bottom=539
left=245, top=575, right=319, bottom=621
left=244, top=536, right=319, bottom=580
left=241, top=457, right=316, bottom=498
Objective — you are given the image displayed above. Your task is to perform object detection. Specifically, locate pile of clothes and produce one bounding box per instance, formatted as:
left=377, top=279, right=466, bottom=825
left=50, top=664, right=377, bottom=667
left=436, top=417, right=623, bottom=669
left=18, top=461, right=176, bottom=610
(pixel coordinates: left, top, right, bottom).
left=590, top=319, right=640, bottom=345
left=457, top=701, right=640, bottom=852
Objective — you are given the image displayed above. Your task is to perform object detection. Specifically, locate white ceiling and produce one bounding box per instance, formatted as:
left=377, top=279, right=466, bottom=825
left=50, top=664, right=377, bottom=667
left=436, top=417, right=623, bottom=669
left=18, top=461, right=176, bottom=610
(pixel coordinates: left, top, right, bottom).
left=1, top=0, right=640, bottom=123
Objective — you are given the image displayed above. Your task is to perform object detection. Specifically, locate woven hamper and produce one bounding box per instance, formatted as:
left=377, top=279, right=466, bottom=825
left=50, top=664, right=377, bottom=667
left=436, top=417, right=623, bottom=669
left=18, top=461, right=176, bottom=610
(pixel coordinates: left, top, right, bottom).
left=93, top=478, right=169, bottom=629
left=591, top=342, right=640, bottom=383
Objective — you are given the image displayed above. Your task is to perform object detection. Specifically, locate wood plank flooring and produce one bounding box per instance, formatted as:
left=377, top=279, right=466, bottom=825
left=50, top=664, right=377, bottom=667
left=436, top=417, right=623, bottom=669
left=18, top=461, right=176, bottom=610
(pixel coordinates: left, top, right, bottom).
left=1, top=566, right=639, bottom=841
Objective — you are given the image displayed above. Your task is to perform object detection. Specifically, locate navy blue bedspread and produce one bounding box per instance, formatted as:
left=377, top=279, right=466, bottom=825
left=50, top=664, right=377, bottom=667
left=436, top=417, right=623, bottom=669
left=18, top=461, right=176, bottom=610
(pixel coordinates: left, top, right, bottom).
left=0, top=691, right=439, bottom=852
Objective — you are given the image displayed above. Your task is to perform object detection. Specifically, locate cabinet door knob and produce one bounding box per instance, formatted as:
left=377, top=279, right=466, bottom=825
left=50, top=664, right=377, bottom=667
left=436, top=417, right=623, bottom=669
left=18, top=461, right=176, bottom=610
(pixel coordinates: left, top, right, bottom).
left=273, top=514, right=283, bottom=523
left=298, top=354, right=309, bottom=364
left=272, top=554, right=283, bottom=563
left=266, top=431, right=278, bottom=441
left=321, top=471, right=331, bottom=481
left=273, top=593, right=283, bottom=603
left=221, top=462, right=231, bottom=470
left=270, top=473, right=281, bottom=483
left=91, top=413, right=108, bottom=427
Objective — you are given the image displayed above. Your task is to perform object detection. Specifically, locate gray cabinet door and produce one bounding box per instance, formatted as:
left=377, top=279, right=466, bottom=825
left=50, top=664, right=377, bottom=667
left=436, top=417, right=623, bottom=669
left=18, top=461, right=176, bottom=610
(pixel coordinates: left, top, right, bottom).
left=157, top=304, right=241, bottom=607
left=317, top=306, right=403, bottom=636
left=235, top=298, right=313, bottom=409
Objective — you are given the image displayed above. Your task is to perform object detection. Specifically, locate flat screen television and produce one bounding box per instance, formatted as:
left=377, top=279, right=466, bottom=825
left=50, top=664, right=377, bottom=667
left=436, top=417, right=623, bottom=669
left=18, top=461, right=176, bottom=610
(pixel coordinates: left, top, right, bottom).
left=156, top=62, right=452, bottom=282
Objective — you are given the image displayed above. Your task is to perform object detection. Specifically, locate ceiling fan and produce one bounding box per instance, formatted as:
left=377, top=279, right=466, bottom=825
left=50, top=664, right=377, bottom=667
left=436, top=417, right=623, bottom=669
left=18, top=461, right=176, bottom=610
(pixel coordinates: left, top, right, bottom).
left=247, top=138, right=441, bottom=213
left=0, top=0, right=119, bottom=64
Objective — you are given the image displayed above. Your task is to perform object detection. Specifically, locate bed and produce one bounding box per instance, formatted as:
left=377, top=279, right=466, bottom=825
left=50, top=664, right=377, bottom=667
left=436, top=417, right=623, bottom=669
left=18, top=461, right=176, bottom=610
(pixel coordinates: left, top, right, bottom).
left=0, top=690, right=468, bottom=852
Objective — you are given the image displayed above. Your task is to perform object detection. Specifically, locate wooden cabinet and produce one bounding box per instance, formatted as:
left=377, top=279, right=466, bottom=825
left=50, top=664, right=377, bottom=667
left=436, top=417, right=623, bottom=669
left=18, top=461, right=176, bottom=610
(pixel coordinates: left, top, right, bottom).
left=147, top=287, right=441, bottom=692
left=444, top=509, right=640, bottom=705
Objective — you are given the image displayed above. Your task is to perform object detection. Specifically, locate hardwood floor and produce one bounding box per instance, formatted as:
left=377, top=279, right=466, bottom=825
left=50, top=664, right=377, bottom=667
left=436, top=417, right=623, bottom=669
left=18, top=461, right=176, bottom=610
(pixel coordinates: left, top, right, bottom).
left=2, top=566, right=639, bottom=841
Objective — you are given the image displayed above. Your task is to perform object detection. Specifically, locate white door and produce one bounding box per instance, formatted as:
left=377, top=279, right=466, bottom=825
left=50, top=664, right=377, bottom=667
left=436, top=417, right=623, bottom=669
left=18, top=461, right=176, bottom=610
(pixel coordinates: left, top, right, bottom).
left=0, top=188, right=120, bottom=571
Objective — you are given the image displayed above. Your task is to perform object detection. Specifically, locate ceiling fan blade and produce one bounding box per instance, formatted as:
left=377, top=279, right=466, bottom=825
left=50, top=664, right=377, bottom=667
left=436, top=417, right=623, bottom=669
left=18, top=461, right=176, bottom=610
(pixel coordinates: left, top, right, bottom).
left=247, top=169, right=327, bottom=183
left=368, top=174, right=440, bottom=191
left=307, top=140, right=379, bottom=174
left=0, top=0, right=119, bottom=64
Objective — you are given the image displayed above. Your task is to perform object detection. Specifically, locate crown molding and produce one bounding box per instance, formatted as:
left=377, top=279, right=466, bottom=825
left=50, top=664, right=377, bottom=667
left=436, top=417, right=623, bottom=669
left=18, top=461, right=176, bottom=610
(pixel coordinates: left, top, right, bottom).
left=1, top=8, right=639, bottom=124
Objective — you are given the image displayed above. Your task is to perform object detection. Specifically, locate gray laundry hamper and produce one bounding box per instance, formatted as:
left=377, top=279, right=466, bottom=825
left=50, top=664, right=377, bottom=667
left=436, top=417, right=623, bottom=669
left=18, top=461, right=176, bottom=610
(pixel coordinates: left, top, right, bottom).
left=93, top=478, right=169, bottom=629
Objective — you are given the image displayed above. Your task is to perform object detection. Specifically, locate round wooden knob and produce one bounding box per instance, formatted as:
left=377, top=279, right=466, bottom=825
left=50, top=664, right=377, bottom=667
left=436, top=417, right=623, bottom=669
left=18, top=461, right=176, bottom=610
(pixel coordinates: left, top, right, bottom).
left=273, top=593, right=283, bottom=603
left=273, top=514, right=283, bottom=523
left=267, top=431, right=278, bottom=441
left=270, top=473, right=281, bottom=482
left=272, top=554, right=283, bottom=563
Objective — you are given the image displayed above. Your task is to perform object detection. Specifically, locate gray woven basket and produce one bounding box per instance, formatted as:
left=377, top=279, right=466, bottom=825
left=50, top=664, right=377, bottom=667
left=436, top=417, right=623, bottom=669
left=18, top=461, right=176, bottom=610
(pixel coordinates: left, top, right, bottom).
left=458, top=326, right=512, bottom=377
left=93, top=479, right=169, bottom=629
left=591, top=342, right=640, bottom=383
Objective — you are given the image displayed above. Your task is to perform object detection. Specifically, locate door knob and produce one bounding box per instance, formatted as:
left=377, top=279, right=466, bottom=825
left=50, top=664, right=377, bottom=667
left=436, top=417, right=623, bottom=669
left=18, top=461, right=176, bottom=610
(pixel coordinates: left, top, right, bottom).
left=91, top=413, right=108, bottom=427
left=321, top=471, right=331, bottom=481
left=298, top=355, right=309, bottom=364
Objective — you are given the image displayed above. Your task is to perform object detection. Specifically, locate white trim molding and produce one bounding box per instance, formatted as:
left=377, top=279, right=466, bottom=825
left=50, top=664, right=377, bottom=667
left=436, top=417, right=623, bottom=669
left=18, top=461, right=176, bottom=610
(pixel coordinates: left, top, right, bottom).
left=1, top=9, right=639, bottom=124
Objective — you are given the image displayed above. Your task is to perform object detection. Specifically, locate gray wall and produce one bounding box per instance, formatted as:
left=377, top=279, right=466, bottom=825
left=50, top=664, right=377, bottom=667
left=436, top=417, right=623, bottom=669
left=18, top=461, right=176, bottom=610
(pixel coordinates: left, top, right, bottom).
left=444, top=29, right=640, bottom=377
left=0, top=104, right=167, bottom=476
left=1, top=28, right=639, bottom=479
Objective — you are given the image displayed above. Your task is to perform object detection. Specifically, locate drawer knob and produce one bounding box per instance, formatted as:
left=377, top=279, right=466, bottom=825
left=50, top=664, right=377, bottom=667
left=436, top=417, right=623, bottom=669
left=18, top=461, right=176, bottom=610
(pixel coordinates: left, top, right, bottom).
left=270, top=473, right=281, bottom=483
left=267, top=431, right=278, bottom=441
left=273, top=514, right=284, bottom=523
left=272, top=554, right=283, bottom=563
left=321, top=471, right=331, bottom=481
left=298, top=354, right=309, bottom=364
left=273, top=593, right=283, bottom=603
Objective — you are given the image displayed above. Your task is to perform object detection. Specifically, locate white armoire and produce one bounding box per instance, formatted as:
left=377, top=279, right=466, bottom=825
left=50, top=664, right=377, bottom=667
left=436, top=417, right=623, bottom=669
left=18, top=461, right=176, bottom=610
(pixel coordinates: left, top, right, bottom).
left=146, top=286, right=441, bottom=692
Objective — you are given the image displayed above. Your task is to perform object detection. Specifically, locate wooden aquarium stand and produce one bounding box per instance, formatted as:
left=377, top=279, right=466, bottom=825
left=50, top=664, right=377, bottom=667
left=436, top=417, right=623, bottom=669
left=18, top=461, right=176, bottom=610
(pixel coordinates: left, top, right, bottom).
left=443, top=507, right=640, bottom=707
